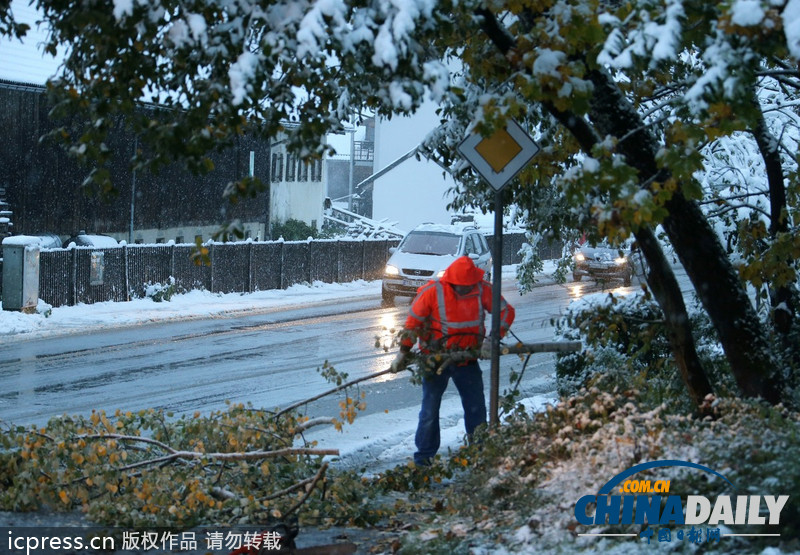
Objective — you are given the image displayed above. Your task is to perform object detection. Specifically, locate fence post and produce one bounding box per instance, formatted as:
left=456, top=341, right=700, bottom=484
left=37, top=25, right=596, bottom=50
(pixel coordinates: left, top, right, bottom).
left=361, top=241, right=366, bottom=281
left=336, top=240, right=341, bottom=283
left=70, top=247, right=77, bottom=307
left=307, top=240, right=313, bottom=284
left=279, top=241, right=285, bottom=290
left=209, top=242, right=215, bottom=293
left=307, top=239, right=314, bottom=284
left=248, top=241, right=254, bottom=293
left=170, top=243, right=176, bottom=281
left=123, top=244, right=130, bottom=301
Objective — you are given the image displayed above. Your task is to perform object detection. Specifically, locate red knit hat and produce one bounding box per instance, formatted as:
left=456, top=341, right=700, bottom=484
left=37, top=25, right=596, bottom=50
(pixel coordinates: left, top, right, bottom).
left=441, top=256, right=485, bottom=286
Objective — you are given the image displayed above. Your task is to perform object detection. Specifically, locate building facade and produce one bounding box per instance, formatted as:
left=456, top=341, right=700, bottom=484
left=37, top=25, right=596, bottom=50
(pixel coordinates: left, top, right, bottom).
left=0, top=80, right=329, bottom=244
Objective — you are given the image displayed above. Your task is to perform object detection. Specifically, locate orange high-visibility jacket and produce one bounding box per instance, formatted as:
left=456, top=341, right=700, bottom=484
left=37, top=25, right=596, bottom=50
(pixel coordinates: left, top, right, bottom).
left=400, top=258, right=515, bottom=353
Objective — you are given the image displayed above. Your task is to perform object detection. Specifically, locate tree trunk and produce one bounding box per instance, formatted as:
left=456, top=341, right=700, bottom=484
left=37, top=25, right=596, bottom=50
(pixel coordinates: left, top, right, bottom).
left=546, top=105, right=715, bottom=406
left=475, top=10, right=715, bottom=409
left=634, top=226, right=714, bottom=406
left=752, top=100, right=796, bottom=336
left=588, top=69, right=783, bottom=403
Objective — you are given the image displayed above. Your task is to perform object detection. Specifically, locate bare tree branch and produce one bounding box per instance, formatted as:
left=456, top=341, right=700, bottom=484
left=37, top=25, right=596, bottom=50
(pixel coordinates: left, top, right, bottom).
left=80, top=433, right=176, bottom=453
left=273, top=368, right=396, bottom=419
left=294, top=417, right=338, bottom=433
left=116, top=447, right=339, bottom=472
left=284, top=462, right=329, bottom=518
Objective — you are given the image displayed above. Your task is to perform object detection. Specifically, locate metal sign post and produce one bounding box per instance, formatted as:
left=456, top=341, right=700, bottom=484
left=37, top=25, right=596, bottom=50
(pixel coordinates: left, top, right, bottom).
left=489, top=190, right=504, bottom=425
left=457, top=119, right=539, bottom=426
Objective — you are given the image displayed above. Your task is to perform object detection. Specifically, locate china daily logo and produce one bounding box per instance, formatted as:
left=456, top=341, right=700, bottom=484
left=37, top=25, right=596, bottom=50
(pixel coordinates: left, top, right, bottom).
left=574, top=460, right=789, bottom=544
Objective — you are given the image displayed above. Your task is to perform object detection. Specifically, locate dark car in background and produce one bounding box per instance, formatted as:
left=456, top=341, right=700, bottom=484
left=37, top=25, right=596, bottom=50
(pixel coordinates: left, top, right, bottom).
left=572, top=241, right=643, bottom=286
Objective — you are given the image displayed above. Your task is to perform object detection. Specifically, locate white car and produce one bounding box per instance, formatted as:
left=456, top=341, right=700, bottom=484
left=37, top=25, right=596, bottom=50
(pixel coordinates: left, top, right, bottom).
left=381, top=223, right=493, bottom=306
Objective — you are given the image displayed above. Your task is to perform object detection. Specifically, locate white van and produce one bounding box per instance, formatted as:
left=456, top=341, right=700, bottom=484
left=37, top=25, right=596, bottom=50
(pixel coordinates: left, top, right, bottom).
left=381, top=223, right=492, bottom=306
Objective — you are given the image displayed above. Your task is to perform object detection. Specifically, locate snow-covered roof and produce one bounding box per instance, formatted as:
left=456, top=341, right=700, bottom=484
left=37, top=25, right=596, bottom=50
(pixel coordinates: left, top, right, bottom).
left=63, top=234, right=119, bottom=248
left=2, top=234, right=48, bottom=247
left=411, top=223, right=479, bottom=234
left=0, top=0, right=62, bottom=86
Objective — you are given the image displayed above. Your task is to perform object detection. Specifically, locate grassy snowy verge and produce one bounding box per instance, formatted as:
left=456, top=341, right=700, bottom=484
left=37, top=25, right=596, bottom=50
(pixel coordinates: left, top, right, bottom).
left=369, top=383, right=799, bottom=554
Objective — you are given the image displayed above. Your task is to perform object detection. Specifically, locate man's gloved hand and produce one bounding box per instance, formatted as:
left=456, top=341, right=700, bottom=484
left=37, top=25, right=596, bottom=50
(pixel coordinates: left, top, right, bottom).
left=390, top=352, right=409, bottom=373
left=480, top=337, right=492, bottom=357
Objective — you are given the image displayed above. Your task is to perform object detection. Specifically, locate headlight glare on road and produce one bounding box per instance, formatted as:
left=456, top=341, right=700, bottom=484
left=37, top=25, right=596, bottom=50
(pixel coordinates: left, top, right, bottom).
left=385, top=264, right=399, bottom=276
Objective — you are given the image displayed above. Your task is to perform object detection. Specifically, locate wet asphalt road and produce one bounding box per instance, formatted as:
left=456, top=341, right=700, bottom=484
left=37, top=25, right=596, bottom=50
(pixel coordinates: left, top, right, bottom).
left=0, top=277, right=632, bottom=428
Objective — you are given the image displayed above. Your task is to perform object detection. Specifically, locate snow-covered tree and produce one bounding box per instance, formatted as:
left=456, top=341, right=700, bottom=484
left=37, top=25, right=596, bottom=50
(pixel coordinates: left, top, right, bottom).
left=2, top=0, right=799, bottom=407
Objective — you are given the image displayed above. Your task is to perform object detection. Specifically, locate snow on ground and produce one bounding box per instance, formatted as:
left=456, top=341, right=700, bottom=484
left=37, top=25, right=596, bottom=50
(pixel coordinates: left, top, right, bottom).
left=0, top=279, right=383, bottom=343
left=306, top=392, right=557, bottom=474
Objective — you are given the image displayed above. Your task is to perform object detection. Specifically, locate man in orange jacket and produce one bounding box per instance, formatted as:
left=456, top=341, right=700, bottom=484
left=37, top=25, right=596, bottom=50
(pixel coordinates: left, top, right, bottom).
left=391, top=255, right=515, bottom=465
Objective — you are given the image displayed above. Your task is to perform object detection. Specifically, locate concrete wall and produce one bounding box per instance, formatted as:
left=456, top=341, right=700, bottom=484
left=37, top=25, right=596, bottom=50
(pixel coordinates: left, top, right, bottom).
left=372, top=103, right=455, bottom=232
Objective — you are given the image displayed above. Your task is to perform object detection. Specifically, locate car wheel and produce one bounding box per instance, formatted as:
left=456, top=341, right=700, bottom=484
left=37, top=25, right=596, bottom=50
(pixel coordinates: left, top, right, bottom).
left=381, top=287, right=395, bottom=307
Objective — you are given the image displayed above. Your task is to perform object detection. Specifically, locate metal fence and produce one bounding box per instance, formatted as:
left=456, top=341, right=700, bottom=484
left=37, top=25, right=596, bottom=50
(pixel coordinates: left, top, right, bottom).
left=35, top=238, right=400, bottom=308
left=13, top=232, right=555, bottom=308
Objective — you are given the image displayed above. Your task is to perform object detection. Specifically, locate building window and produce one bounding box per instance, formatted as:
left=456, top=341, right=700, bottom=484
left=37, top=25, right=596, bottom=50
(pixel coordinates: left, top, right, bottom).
left=312, top=159, right=322, bottom=182
left=271, top=153, right=284, bottom=182
left=156, top=237, right=165, bottom=244
left=289, top=154, right=297, bottom=181
left=175, top=235, right=184, bottom=244
left=354, top=141, right=374, bottom=162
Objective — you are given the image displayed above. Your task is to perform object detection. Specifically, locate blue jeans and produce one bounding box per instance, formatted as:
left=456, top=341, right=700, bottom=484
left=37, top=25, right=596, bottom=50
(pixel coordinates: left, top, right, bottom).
left=414, top=360, right=487, bottom=465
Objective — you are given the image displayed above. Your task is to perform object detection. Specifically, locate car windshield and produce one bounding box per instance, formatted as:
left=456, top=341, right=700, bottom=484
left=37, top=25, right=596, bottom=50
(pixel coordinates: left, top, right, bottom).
left=400, top=231, right=460, bottom=256
left=580, top=241, right=629, bottom=254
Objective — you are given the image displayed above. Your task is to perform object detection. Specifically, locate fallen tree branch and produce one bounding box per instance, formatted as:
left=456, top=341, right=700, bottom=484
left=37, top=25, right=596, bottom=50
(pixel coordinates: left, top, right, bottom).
left=116, top=447, right=339, bottom=472
left=294, top=417, right=337, bottom=433
left=424, top=341, right=583, bottom=373
left=79, top=433, right=176, bottom=453
left=262, top=471, right=322, bottom=502
left=5, top=410, right=345, bottom=528
left=211, top=486, right=237, bottom=500
left=284, top=462, right=329, bottom=518
left=274, top=342, right=582, bottom=417
left=481, top=341, right=582, bottom=358
left=273, top=368, right=396, bottom=419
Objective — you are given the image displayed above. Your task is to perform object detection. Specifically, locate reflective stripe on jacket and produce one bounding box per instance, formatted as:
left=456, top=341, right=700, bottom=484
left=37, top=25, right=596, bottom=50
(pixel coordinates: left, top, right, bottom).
left=400, top=279, right=515, bottom=353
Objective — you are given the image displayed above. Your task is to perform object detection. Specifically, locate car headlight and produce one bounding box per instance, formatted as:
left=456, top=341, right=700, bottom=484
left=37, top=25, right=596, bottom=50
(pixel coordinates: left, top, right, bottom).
left=615, top=257, right=627, bottom=266
left=385, top=264, right=400, bottom=276
left=436, top=270, right=446, bottom=279
left=574, top=252, right=585, bottom=262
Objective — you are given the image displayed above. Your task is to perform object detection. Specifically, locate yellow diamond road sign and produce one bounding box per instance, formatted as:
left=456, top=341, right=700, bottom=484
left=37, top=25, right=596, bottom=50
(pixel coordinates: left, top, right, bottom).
left=458, top=119, right=540, bottom=191
left=475, top=128, right=523, bottom=173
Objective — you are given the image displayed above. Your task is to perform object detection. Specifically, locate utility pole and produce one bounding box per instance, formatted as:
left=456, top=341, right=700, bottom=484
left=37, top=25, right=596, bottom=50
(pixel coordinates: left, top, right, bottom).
left=129, top=136, right=137, bottom=244
left=348, top=129, right=356, bottom=212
